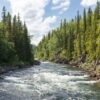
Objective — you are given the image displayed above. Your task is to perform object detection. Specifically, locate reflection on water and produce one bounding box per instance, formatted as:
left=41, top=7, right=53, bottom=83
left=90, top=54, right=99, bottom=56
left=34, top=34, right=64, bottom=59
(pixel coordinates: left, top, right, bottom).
left=0, top=62, right=100, bottom=100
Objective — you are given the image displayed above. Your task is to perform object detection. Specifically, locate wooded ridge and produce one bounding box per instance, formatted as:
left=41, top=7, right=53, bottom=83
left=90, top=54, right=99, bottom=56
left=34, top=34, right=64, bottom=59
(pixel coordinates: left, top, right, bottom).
left=0, top=7, right=34, bottom=66
left=36, top=2, right=100, bottom=79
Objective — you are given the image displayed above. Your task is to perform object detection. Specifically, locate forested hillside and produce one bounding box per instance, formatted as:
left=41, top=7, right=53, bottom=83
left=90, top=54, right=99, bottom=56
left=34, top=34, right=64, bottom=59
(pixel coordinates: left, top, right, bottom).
left=0, top=7, right=34, bottom=66
left=36, top=2, right=100, bottom=65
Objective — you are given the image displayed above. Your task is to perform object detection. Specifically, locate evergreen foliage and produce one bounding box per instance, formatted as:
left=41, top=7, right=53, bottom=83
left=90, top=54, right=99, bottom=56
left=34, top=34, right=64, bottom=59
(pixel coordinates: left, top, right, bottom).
left=36, top=2, right=100, bottom=63
left=0, top=7, right=34, bottom=65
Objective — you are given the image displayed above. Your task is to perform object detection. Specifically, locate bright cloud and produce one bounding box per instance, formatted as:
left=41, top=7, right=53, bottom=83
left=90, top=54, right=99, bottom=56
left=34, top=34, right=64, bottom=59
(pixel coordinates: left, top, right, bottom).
left=81, top=0, right=99, bottom=7
left=52, top=0, right=70, bottom=14
left=7, top=0, right=57, bottom=45
left=29, top=16, right=57, bottom=45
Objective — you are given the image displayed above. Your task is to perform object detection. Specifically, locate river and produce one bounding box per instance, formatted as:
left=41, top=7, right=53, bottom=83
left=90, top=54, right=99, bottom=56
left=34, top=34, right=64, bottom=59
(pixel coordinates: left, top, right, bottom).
left=0, top=62, right=100, bottom=100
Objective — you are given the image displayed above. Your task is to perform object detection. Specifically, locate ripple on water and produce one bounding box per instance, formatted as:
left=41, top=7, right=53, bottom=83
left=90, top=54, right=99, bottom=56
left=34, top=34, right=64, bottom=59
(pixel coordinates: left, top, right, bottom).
left=0, top=62, right=99, bottom=100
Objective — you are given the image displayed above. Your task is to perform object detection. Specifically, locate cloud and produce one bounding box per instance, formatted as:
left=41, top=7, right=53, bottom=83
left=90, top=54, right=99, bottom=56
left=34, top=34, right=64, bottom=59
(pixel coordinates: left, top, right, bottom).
left=7, top=0, right=57, bottom=45
left=81, top=0, right=99, bottom=7
left=52, top=0, right=70, bottom=14
left=29, top=16, right=57, bottom=44
left=52, top=0, right=61, bottom=5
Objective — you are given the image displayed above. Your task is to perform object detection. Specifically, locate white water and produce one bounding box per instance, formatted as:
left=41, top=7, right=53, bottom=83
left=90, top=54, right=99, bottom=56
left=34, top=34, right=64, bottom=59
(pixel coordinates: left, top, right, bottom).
left=0, top=62, right=100, bottom=100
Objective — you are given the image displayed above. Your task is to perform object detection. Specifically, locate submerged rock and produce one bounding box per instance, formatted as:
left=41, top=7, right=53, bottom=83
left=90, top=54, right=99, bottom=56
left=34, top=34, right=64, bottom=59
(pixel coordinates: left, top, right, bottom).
left=34, top=60, right=41, bottom=65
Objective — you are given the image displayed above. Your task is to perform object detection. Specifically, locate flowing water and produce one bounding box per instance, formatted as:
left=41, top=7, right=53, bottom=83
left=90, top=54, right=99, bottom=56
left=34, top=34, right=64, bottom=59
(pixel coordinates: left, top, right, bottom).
left=0, top=62, right=100, bottom=100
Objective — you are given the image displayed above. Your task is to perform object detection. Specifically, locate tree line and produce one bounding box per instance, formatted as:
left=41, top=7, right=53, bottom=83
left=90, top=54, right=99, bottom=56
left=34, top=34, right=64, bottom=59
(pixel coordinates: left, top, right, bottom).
left=0, top=7, right=34, bottom=66
left=36, top=2, right=100, bottom=64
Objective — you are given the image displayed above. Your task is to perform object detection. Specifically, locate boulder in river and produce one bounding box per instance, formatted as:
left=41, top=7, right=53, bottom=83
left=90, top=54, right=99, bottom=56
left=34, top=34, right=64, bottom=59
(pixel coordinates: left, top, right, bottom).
left=34, top=60, right=41, bottom=65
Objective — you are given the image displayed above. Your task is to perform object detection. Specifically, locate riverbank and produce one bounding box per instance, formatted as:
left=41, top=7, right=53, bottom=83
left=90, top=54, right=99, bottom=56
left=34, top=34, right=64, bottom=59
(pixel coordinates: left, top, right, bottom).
left=78, top=63, right=100, bottom=80
left=0, top=64, right=31, bottom=75
left=0, top=60, right=40, bottom=75
left=69, top=62, right=100, bottom=80
left=53, top=58, right=100, bottom=80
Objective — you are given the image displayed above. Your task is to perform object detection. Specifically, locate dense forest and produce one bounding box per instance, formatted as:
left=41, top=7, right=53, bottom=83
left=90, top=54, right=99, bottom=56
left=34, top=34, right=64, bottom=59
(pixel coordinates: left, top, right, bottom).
left=0, top=7, right=34, bottom=66
left=36, top=2, right=100, bottom=65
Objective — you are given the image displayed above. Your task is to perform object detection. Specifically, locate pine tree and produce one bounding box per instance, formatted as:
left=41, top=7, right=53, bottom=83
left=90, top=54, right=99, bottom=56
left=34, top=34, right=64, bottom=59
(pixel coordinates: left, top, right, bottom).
left=83, top=8, right=87, bottom=32
left=82, top=8, right=87, bottom=53
left=76, top=11, right=82, bottom=57
left=6, top=12, right=12, bottom=41
left=2, top=6, right=6, bottom=36
left=23, top=23, right=33, bottom=63
left=2, top=6, right=6, bottom=24
left=87, top=7, right=92, bottom=27
left=0, top=7, right=34, bottom=65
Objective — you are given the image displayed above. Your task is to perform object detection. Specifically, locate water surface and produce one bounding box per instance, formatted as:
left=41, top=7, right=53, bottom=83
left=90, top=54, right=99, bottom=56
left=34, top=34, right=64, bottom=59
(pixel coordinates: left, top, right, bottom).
left=0, top=62, right=100, bottom=100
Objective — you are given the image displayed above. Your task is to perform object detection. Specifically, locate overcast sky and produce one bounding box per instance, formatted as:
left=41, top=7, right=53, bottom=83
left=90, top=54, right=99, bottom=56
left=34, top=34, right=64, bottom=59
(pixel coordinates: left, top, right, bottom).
left=0, top=0, right=99, bottom=45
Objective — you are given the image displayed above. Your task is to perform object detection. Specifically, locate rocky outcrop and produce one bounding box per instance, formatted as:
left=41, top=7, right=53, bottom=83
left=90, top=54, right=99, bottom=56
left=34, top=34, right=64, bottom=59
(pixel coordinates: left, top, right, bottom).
left=54, top=58, right=69, bottom=64
left=76, top=62, right=100, bottom=80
